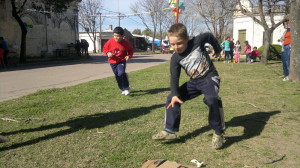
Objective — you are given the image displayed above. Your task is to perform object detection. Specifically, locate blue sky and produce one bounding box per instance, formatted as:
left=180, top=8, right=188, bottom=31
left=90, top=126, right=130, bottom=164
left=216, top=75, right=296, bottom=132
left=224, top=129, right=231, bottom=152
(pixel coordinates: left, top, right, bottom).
left=101, top=0, right=147, bottom=32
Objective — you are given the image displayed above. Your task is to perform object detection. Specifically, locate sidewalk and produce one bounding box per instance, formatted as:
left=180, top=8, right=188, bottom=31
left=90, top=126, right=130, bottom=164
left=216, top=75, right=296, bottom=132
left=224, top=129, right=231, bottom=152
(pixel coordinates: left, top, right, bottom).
left=0, top=54, right=171, bottom=102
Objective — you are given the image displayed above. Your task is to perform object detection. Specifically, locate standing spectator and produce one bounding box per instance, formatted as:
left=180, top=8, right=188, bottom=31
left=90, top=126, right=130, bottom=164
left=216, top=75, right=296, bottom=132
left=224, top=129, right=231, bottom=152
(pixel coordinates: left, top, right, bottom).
left=244, top=41, right=252, bottom=63
left=103, top=27, right=134, bottom=95
left=0, top=44, right=5, bottom=68
left=250, top=46, right=261, bottom=62
left=234, top=40, right=241, bottom=63
left=221, top=36, right=231, bottom=63
left=80, top=40, right=85, bottom=56
left=281, top=17, right=291, bottom=81
left=75, top=40, right=81, bottom=57
left=229, top=37, right=235, bottom=62
left=0, top=37, right=9, bottom=67
left=83, top=40, right=89, bottom=56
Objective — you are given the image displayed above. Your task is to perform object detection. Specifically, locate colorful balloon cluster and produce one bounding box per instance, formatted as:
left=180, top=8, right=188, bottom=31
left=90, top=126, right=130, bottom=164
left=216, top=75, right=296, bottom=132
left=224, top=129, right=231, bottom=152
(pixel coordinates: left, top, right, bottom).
left=23, top=21, right=33, bottom=29
left=169, top=1, right=185, bottom=17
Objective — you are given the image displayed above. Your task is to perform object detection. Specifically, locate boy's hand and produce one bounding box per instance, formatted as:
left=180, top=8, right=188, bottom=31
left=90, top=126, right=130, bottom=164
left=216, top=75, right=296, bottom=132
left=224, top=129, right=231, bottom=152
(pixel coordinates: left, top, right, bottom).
left=167, top=96, right=184, bottom=109
left=107, top=52, right=113, bottom=58
left=125, top=56, right=131, bottom=61
left=213, top=52, right=220, bottom=58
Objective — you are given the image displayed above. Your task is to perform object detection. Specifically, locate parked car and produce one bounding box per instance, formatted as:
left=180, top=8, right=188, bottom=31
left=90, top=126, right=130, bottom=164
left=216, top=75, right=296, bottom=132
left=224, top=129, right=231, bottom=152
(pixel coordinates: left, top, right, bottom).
left=162, top=46, right=173, bottom=54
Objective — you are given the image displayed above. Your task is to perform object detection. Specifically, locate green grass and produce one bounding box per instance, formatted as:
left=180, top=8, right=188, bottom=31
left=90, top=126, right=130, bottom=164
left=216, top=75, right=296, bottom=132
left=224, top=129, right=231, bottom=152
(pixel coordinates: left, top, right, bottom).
left=1, top=61, right=300, bottom=168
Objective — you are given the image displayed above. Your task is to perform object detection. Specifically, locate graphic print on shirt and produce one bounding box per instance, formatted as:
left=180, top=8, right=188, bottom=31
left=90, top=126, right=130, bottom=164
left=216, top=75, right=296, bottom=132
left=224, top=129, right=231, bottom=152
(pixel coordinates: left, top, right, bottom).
left=114, top=48, right=120, bottom=55
left=179, top=46, right=209, bottom=79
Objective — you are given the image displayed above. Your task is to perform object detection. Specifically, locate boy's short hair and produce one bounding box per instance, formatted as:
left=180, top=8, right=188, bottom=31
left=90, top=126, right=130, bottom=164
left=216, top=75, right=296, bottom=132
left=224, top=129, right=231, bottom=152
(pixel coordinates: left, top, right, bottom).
left=113, top=27, right=124, bottom=35
left=167, top=23, right=188, bottom=39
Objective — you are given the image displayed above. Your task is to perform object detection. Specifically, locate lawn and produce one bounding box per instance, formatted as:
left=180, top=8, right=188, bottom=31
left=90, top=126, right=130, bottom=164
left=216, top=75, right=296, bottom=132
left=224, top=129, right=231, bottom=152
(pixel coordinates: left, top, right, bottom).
left=1, top=60, right=300, bottom=168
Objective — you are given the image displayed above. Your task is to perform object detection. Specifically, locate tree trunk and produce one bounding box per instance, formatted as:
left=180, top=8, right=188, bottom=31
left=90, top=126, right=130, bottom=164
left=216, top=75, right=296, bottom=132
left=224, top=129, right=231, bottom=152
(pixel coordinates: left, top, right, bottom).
left=289, top=0, right=300, bottom=82
left=93, top=36, right=96, bottom=53
left=261, top=31, right=272, bottom=64
left=11, top=0, right=28, bottom=63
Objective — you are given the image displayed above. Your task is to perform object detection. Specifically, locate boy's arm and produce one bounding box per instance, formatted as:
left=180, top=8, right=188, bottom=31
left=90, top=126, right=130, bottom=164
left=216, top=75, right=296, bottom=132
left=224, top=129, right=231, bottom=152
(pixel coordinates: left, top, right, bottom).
left=126, top=42, right=134, bottom=58
left=103, top=40, right=111, bottom=55
left=170, top=58, right=181, bottom=97
left=199, top=33, right=222, bottom=53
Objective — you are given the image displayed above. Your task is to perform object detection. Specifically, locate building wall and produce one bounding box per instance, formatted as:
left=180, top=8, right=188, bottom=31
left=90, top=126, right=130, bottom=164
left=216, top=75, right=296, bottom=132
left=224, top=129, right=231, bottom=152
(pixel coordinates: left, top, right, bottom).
left=233, top=13, right=286, bottom=49
left=0, top=0, right=79, bottom=58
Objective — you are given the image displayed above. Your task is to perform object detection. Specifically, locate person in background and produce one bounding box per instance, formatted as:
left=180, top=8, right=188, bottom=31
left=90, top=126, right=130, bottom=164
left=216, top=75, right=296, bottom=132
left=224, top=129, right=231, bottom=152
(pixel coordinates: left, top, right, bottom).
left=0, top=44, right=5, bottom=68
left=281, top=17, right=291, bottom=81
left=229, top=37, right=235, bottom=62
left=221, top=36, right=231, bottom=63
left=250, top=46, right=261, bottom=62
left=234, top=40, right=241, bottom=63
left=244, top=41, right=251, bottom=63
left=103, top=27, right=134, bottom=95
left=0, top=37, right=9, bottom=67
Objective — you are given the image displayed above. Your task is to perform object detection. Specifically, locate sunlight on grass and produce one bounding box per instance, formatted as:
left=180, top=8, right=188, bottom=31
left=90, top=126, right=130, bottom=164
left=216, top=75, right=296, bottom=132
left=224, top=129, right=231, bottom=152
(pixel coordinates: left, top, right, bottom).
left=1, top=61, right=300, bottom=168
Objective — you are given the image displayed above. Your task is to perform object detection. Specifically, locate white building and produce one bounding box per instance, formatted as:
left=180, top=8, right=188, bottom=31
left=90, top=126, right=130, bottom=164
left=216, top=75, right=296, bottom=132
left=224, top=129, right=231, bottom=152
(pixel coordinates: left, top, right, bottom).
left=232, top=0, right=286, bottom=49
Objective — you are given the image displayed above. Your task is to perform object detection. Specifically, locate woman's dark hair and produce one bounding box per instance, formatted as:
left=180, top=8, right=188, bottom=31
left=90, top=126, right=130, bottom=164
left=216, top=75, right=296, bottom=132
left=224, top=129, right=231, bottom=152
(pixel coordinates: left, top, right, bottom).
left=113, top=27, right=124, bottom=35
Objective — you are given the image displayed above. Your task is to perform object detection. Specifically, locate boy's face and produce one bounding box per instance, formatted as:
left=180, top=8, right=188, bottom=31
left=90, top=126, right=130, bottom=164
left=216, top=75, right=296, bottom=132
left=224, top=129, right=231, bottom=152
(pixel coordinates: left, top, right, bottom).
left=113, top=33, right=123, bottom=42
left=169, top=36, right=189, bottom=54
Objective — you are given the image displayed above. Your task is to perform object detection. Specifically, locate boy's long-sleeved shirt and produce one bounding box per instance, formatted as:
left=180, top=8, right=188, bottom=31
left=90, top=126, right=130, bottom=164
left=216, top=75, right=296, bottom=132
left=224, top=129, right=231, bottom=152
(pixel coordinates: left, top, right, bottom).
left=170, top=33, right=222, bottom=97
left=103, top=38, right=133, bottom=64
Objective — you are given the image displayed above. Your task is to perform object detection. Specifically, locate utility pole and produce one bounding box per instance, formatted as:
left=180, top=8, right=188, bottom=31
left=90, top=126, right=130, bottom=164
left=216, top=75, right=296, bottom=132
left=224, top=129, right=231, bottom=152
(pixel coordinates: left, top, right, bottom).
left=118, top=12, right=121, bottom=26
left=176, top=0, right=179, bottom=23
left=99, top=13, right=102, bottom=53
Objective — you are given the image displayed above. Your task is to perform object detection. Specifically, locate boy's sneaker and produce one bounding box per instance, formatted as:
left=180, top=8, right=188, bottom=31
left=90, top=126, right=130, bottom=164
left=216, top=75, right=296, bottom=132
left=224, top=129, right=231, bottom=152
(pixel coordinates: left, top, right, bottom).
left=211, top=133, right=225, bottom=149
left=122, top=90, right=130, bottom=95
left=283, top=76, right=289, bottom=81
left=152, top=130, right=177, bottom=140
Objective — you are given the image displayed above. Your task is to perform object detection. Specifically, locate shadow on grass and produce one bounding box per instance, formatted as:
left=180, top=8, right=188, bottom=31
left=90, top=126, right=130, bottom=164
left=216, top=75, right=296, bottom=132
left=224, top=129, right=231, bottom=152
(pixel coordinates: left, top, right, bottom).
left=129, top=88, right=169, bottom=96
left=164, top=111, right=280, bottom=149
left=0, top=104, right=164, bottom=151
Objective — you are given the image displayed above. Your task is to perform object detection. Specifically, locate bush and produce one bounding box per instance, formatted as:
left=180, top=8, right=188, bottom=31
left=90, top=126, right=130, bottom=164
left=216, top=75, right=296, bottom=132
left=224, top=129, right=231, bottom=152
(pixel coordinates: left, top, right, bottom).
left=258, top=44, right=282, bottom=60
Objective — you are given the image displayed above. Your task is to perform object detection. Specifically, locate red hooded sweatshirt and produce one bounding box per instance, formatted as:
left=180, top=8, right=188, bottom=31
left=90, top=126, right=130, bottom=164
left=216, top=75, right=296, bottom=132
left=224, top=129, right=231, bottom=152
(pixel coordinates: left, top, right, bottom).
left=103, top=38, right=134, bottom=64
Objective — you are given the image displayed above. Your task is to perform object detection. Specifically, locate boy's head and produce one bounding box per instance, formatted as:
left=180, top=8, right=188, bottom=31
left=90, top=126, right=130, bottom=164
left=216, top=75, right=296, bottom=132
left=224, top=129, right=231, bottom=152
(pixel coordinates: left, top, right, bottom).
left=113, top=27, right=124, bottom=42
left=253, top=46, right=257, bottom=50
left=167, top=23, right=189, bottom=54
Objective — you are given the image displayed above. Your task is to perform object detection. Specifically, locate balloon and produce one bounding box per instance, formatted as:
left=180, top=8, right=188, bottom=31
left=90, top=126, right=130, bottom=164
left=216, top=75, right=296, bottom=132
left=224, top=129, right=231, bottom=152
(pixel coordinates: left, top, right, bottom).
left=179, top=2, right=183, bottom=8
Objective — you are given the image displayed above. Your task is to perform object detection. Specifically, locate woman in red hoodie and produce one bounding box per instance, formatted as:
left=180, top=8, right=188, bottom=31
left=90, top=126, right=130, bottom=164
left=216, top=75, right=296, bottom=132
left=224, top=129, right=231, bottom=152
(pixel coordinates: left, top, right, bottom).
left=103, top=27, right=134, bottom=95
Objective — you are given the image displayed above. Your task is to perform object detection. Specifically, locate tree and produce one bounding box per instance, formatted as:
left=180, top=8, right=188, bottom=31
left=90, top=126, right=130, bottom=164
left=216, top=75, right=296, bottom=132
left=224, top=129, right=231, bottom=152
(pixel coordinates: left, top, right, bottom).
left=289, top=0, right=300, bottom=82
left=132, top=29, right=142, bottom=35
left=142, top=28, right=153, bottom=36
left=235, top=0, right=291, bottom=64
left=191, top=0, right=235, bottom=42
left=131, top=0, right=168, bottom=52
left=10, top=0, right=76, bottom=63
left=78, top=0, right=104, bottom=53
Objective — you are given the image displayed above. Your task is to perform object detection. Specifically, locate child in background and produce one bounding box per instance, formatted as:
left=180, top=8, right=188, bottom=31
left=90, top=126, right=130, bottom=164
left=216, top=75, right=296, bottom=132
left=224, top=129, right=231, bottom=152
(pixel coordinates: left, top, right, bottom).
left=250, top=46, right=261, bottom=62
left=0, top=44, right=5, bottom=68
left=234, top=40, right=241, bottom=63
left=244, top=41, right=251, bottom=63
left=221, top=36, right=231, bottom=63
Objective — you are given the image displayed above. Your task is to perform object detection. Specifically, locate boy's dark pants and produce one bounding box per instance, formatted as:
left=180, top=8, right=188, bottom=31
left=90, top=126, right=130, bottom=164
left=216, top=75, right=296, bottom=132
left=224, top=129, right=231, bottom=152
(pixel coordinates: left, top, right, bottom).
left=165, top=76, right=225, bottom=135
left=110, top=61, right=130, bottom=91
